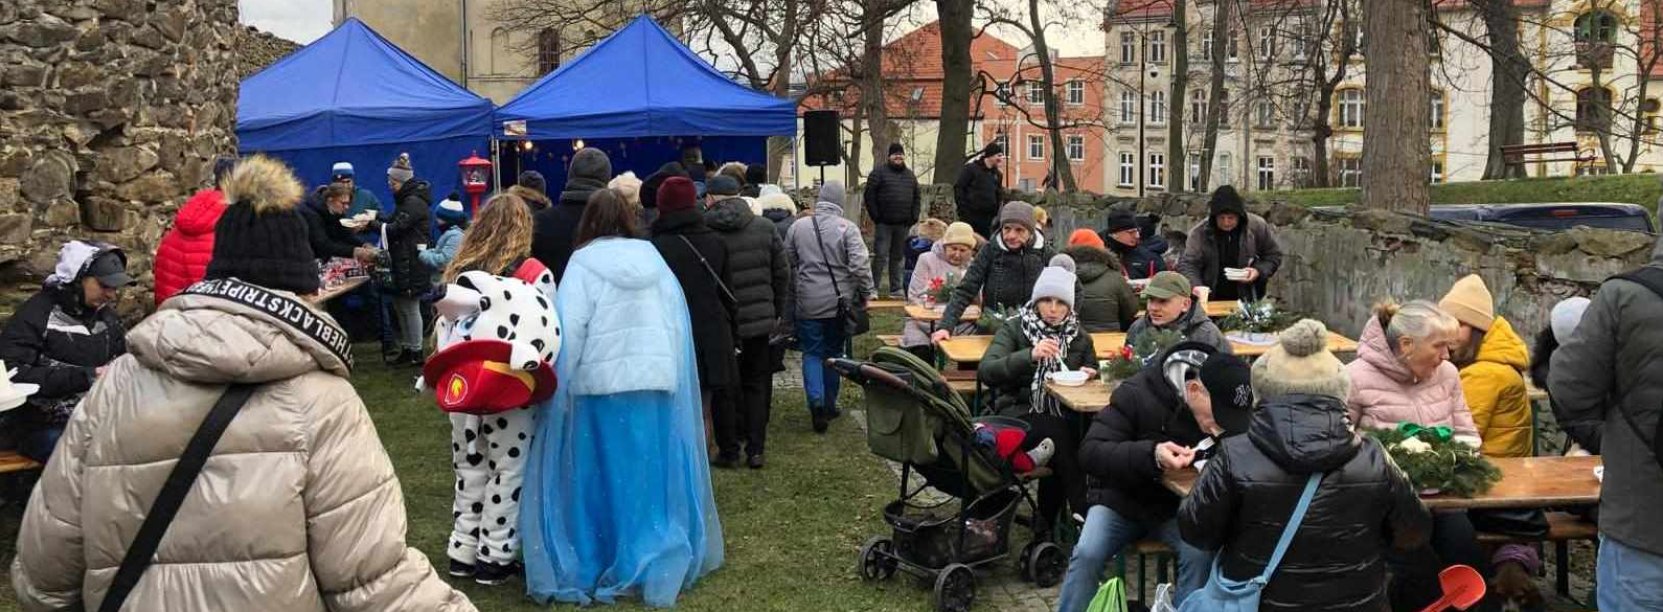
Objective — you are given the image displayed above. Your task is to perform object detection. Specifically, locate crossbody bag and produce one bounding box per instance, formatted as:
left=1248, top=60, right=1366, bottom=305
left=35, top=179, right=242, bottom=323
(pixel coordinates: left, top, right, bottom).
left=810, top=216, right=870, bottom=336
left=677, top=235, right=743, bottom=353
left=1178, top=472, right=1323, bottom=612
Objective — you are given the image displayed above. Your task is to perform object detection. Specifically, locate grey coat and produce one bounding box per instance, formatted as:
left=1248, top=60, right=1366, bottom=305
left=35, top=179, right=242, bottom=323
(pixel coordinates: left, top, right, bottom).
left=783, top=202, right=874, bottom=320
left=1125, top=299, right=1233, bottom=355
left=706, top=197, right=790, bottom=339
left=1550, top=239, right=1663, bottom=556
left=1176, top=212, right=1284, bottom=292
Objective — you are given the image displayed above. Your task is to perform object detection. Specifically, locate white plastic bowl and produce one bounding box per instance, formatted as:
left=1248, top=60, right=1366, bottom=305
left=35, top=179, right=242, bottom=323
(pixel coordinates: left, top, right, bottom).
left=1048, top=371, right=1090, bottom=387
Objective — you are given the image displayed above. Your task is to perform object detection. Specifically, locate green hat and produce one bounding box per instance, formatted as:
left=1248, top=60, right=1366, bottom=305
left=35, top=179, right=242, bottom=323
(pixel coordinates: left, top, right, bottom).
left=1142, top=271, right=1192, bottom=300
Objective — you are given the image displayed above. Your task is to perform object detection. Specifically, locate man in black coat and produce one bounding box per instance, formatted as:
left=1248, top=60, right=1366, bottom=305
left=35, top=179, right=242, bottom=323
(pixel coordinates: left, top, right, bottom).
left=953, top=142, right=1006, bottom=237
left=650, top=176, right=737, bottom=446
left=532, top=148, right=612, bottom=284
left=1055, top=342, right=1240, bottom=612
left=1100, top=209, right=1168, bottom=280
left=0, top=242, right=130, bottom=461
left=301, top=183, right=377, bottom=263
left=864, top=143, right=921, bottom=299
left=705, top=176, right=791, bottom=469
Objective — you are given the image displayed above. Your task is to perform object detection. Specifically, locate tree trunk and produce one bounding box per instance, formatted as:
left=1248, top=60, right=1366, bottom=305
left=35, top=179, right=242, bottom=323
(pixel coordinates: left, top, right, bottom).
left=1028, top=0, right=1077, bottom=192
left=1360, top=0, right=1431, bottom=214
left=1197, top=0, right=1233, bottom=192
left=766, top=0, right=799, bottom=184
left=1477, top=0, right=1529, bottom=179
left=1168, top=0, right=1188, bottom=192
left=862, top=6, right=891, bottom=174
left=846, top=109, right=866, bottom=189
left=934, top=0, right=976, bottom=184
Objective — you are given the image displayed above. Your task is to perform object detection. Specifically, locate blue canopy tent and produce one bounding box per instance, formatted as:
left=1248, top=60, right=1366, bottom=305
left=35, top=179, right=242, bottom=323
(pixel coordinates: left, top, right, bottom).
left=237, top=18, right=493, bottom=213
left=494, top=15, right=795, bottom=194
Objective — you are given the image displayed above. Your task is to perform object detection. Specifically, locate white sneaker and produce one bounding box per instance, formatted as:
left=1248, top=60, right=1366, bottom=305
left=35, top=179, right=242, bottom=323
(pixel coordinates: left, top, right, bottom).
left=1026, top=438, right=1055, bottom=467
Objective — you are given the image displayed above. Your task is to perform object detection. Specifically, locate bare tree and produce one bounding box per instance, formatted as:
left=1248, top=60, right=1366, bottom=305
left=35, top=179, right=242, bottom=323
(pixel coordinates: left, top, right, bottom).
left=1359, top=0, right=1431, bottom=214
left=1195, top=0, right=1235, bottom=191
left=1473, top=0, right=1531, bottom=179
left=1167, top=0, right=1187, bottom=191
left=935, top=0, right=979, bottom=184
left=979, top=0, right=1110, bottom=191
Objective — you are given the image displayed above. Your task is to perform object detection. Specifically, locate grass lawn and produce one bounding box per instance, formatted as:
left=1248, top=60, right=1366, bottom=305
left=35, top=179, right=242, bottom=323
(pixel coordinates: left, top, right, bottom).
left=0, top=313, right=938, bottom=612
left=1277, top=172, right=1662, bottom=212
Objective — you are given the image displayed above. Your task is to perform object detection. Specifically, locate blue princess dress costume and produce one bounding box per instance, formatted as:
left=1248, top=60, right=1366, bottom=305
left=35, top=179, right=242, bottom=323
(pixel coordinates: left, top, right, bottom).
left=522, top=237, right=725, bottom=607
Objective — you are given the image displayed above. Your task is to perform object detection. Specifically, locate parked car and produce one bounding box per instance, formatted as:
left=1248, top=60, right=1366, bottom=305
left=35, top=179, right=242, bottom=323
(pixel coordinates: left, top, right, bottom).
left=1315, top=202, right=1654, bottom=233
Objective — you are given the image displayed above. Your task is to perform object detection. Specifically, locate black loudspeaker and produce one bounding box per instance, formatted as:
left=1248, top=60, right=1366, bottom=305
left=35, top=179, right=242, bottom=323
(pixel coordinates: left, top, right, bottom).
left=804, top=110, right=841, bottom=167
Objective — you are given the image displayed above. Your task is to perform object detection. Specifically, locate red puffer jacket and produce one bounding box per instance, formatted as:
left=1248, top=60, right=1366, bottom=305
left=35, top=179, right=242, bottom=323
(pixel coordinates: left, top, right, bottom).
left=153, top=188, right=226, bottom=306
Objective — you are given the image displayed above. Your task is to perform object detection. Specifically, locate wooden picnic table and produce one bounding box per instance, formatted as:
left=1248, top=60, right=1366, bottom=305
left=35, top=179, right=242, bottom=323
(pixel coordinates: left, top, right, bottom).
left=312, top=276, right=368, bottom=304
left=1163, top=455, right=1602, bottom=510
left=1137, top=300, right=1241, bottom=320
left=905, top=304, right=982, bottom=323
left=868, top=298, right=906, bottom=312
left=1045, top=379, right=1119, bottom=413
left=935, top=331, right=1359, bottom=365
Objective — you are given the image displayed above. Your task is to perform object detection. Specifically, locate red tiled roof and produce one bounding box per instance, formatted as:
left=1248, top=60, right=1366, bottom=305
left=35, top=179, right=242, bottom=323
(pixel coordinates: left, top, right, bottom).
left=802, top=21, right=1034, bottom=118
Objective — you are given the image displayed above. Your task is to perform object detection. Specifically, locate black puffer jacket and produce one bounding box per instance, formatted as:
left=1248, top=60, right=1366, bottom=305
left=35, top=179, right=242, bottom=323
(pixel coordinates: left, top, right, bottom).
left=1179, top=395, right=1431, bottom=611
left=0, top=248, right=128, bottom=432
left=1064, top=245, right=1139, bottom=333
left=941, top=233, right=1052, bottom=329
left=650, top=208, right=737, bottom=390
left=953, top=159, right=1004, bottom=234
left=374, top=179, right=432, bottom=296
left=299, top=195, right=362, bottom=260
left=705, top=196, right=789, bottom=339
left=532, top=150, right=612, bottom=284
left=1079, top=344, right=1210, bottom=523
left=863, top=162, right=921, bottom=225
left=640, top=162, right=687, bottom=213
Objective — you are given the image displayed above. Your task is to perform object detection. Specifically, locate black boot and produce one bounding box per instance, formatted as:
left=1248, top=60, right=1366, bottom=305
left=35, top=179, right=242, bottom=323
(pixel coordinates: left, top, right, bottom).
left=399, top=348, right=425, bottom=367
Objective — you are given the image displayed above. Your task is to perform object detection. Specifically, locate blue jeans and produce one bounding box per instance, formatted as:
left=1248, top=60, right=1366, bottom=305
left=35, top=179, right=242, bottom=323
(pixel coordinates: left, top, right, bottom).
left=795, top=318, right=847, bottom=416
left=18, top=424, right=64, bottom=463
left=1599, top=535, right=1663, bottom=610
left=1055, top=505, right=1213, bottom=612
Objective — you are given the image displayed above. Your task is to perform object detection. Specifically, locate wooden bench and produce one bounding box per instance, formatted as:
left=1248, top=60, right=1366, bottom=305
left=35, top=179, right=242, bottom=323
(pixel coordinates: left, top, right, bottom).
left=1501, top=142, right=1594, bottom=165
left=0, top=451, right=41, bottom=474
left=876, top=335, right=903, bottom=348
left=1114, top=540, right=1175, bottom=603
left=1476, top=511, right=1598, bottom=597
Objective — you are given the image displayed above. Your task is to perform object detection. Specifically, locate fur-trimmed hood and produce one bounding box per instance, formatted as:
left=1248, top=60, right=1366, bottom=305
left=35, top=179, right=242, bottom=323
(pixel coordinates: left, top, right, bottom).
left=757, top=192, right=797, bottom=214
left=222, top=155, right=303, bottom=214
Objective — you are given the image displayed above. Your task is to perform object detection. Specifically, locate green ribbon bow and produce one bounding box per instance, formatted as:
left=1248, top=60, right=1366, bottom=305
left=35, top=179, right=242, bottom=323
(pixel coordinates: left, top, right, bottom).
left=1398, top=422, right=1453, bottom=442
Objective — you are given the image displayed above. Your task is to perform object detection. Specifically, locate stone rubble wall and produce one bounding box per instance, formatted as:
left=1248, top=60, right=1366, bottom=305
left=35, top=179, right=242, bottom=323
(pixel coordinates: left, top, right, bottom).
left=0, top=0, right=240, bottom=319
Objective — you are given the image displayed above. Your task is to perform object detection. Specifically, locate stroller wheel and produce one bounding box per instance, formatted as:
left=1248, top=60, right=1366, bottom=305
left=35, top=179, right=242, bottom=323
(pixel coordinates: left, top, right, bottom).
left=932, top=564, right=976, bottom=612
left=858, top=536, right=898, bottom=581
left=1028, top=542, right=1066, bottom=588
left=1017, top=542, right=1037, bottom=582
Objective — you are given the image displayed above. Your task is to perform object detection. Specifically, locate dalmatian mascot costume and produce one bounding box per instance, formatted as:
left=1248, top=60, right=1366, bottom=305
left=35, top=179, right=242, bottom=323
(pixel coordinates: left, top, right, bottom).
left=422, top=259, right=560, bottom=582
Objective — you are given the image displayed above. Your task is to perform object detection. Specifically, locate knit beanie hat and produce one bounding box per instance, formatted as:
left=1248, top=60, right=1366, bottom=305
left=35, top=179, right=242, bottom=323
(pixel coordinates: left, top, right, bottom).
left=1029, top=258, right=1077, bottom=309
left=942, top=222, right=977, bottom=248
left=983, top=142, right=1004, bottom=158
left=1048, top=253, right=1076, bottom=274
left=657, top=176, right=698, bottom=214
left=331, top=161, right=354, bottom=180
left=1251, top=318, right=1351, bottom=401
left=745, top=163, right=768, bottom=186
left=569, top=148, right=613, bottom=185
left=1068, top=228, right=1106, bottom=249
left=818, top=180, right=845, bottom=206
left=387, top=153, right=414, bottom=183
left=1550, top=297, right=1591, bottom=342
left=708, top=175, right=742, bottom=197
left=207, top=155, right=320, bottom=295
left=609, top=171, right=642, bottom=206
left=1104, top=209, right=1138, bottom=234
left=518, top=170, right=547, bottom=195
left=1199, top=353, right=1254, bottom=434
left=1439, top=274, right=1495, bottom=331
left=436, top=198, right=468, bottom=226
left=889, top=142, right=905, bottom=156
left=998, top=201, right=1036, bottom=233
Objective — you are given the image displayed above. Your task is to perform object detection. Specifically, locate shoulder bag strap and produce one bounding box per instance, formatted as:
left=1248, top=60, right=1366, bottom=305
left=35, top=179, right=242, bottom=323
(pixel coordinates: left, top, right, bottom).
left=1257, top=472, right=1324, bottom=582
left=1607, top=267, right=1663, bottom=471
left=677, top=235, right=737, bottom=306
left=810, top=215, right=845, bottom=302
left=98, top=383, right=258, bottom=612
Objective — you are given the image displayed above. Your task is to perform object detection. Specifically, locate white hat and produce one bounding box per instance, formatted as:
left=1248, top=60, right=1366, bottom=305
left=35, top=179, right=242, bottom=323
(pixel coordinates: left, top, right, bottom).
left=1550, top=297, right=1592, bottom=342
left=0, top=361, right=40, bottom=413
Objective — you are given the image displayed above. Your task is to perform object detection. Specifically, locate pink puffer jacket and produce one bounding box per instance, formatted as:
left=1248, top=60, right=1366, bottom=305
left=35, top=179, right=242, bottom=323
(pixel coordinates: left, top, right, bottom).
left=1344, top=315, right=1479, bottom=438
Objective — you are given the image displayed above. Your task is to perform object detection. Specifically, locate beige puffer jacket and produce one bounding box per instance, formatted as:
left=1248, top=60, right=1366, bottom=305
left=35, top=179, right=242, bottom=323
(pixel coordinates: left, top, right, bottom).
left=11, top=278, right=475, bottom=612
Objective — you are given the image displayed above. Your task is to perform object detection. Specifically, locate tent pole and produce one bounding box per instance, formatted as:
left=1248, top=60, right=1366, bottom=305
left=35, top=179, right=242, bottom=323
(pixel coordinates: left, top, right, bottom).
left=491, top=139, right=501, bottom=191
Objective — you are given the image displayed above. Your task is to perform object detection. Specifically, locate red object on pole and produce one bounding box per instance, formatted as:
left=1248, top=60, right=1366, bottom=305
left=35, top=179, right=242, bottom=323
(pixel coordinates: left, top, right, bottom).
left=458, top=151, right=493, bottom=217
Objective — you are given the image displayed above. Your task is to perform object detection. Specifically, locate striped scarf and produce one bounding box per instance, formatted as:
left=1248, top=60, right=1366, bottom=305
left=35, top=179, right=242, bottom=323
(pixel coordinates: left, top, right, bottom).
left=1019, top=304, right=1080, bottom=417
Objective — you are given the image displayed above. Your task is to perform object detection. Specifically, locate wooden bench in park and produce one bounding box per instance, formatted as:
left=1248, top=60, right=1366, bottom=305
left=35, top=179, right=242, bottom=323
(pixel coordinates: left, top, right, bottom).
left=0, top=451, right=41, bottom=474
left=877, top=334, right=903, bottom=348
left=1500, top=142, right=1594, bottom=166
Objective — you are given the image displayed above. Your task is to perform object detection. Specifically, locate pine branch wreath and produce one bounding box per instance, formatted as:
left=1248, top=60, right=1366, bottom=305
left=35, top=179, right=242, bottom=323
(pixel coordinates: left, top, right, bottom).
left=1366, top=424, right=1501, bottom=498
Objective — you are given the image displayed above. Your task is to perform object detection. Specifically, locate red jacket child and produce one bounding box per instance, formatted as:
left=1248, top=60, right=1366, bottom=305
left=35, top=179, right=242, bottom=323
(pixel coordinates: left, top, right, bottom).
left=153, top=188, right=227, bottom=306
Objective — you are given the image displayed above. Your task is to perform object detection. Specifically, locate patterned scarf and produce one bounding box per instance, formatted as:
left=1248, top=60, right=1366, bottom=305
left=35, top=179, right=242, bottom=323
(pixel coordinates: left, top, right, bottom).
left=1018, top=303, right=1081, bottom=417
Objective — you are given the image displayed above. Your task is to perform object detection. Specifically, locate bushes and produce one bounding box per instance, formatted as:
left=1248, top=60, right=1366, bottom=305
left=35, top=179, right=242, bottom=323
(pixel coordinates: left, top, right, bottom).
left=1277, top=173, right=1662, bottom=213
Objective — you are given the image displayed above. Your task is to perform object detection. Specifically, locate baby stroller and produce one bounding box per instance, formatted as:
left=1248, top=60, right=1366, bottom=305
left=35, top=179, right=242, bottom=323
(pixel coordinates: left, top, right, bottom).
left=830, top=347, right=1065, bottom=612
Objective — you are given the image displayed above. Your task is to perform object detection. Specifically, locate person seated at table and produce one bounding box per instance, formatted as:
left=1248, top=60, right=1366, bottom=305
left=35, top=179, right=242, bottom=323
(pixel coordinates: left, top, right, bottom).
left=932, top=202, right=1053, bottom=343
left=903, top=218, right=948, bottom=292
left=1124, top=271, right=1231, bottom=354
left=903, top=221, right=980, bottom=360
left=1058, top=342, right=1250, bottom=612
left=1345, top=300, right=1491, bottom=610
left=978, top=259, right=1096, bottom=533
left=1440, top=275, right=1533, bottom=459
left=1179, top=319, right=1433, bottom=611
left=1063, top=230, right=1138, bottom=333
left=1098, top=209, right=1167, bottom=280
left=1176, top=185, right=1283, bottom=302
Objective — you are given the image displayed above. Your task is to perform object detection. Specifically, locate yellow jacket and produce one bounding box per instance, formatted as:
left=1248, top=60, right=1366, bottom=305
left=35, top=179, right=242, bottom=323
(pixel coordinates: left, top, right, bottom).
left=1460, top=316, right=1534, bottom=458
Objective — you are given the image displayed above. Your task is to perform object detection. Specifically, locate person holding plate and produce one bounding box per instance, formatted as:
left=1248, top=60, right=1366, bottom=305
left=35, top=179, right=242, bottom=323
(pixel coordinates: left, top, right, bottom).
left=1176, top=185, right=1283, bottom=302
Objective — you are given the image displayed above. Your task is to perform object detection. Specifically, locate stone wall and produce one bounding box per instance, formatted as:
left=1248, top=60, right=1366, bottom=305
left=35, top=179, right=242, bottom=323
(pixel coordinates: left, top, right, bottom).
left=232, top=25, right=298, bottom=80
left=0, top=0, right=240, bottom=318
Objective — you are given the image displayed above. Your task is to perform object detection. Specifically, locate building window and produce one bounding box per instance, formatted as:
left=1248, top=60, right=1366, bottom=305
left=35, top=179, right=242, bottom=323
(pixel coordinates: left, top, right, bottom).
left=1189, top=154, right=1202, bottom=191
left=1067, top=80, right=1084, bottom=105
left=1219, top=90, right=1232, bottom=128
left=1291, top=156, right=1311, bottom=187
left=1576, top=87, right=1612, bottom=132
left=1028, top=134, right=1045, bottom=160
left=1121, top=31, right=1137, bottom=64
left=1428, top=26, right=1442, bottom=58
left=537, top=28, right=561, bottom=75
left=1028, top=81, right=1045, bottom=105
left=1645, top=98, right=1662, bottom=134
left=1120, top=90, right=1138, bottom=124
left=1575, top=11, right=1619, bottom=44
left=995, top=82, right=1012, bottom=106
left=1067, top=135, right=1085, bottom=161
left=1430, top=156, right=1446, bottom=184
left=1019, top=178, right=1035, bottom=192
left=1257, top=156, right=1276, bottom=190
left=1292, top=26, right=1309, bottom=60
left=1338, top=156, right=1362, bottom=188
left=1189, top=89, right=1206, bottom=125
left=1149, top=153, right=1167, bottom=189
left=1338, top=88, right=1364, bottom=129
left=1119, top=152, right=1136, bottom=187
left=1149, top=30, right=1167, bottom=65
left=1228, top=32, right=1239, bottom=61
left=1430, top=91, right=1446, bottom=132
left=1577, top=161, right=1611, bottom=176
left=1258, top=26, right=1275, bottom=61
left=1150, top=90, right=1168, bottom=125
left=1202, top=34, right=1213, bottom=61
left=1255, top=101, right=1274, bottom=128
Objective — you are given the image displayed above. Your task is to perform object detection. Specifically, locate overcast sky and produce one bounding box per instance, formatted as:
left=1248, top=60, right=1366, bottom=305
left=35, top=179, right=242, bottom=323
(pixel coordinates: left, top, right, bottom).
left=240, top=0, right=332, bottom=44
